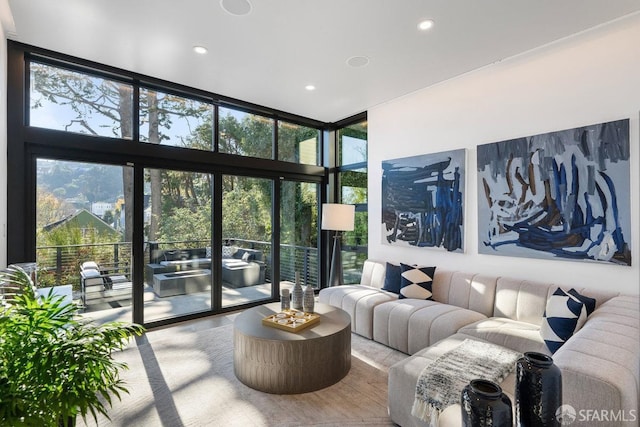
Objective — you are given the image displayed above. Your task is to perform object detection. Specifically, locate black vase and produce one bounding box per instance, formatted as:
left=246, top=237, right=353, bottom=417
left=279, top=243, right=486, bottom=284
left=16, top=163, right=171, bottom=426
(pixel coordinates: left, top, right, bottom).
left=515, top=352, right=562, bottom=427
left=461, top=379, right=513, bottom=427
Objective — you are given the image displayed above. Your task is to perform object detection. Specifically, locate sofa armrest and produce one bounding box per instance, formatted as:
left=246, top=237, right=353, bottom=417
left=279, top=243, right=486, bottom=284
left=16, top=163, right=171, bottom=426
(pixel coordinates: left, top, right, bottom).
left=553, top=296, right=639, bottom=421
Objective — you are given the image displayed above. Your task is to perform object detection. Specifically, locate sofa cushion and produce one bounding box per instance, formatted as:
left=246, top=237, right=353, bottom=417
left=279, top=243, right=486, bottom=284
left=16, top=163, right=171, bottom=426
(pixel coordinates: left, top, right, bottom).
left=373, top=299, right=487, bottom=354
left=399, top=264, right=435, bottom=300
left=457, top=317, right=550, bottom=355
left=360, top=260, right=386, bottom=289
left=540, top=287, right=594, bottom=353
left=388, top=333, right=518, bottom=427
left=318, top=284, right=396, bottom=339
left=382, top=262, right=402, bottom=294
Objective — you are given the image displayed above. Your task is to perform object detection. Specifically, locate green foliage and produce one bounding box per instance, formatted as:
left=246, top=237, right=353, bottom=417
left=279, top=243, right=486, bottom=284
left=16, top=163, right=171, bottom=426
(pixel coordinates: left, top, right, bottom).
left=278, top=122, right=319, bottom=163
left=0, top=267, right=144, bottom=426
left=103, top=210, right=114, bottom=225
left=218, top=111, right=272, bottom=158
left=36, top=224, right=128, bottom=290
left=223, top=179, right=272, bottom=241
left=157, top=205, right=212, bottom=243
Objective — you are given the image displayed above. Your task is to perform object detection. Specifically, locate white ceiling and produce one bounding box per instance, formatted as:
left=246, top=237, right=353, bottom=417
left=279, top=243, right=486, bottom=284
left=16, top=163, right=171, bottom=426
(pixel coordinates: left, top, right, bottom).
left=4, top=0, right=640, bottom=123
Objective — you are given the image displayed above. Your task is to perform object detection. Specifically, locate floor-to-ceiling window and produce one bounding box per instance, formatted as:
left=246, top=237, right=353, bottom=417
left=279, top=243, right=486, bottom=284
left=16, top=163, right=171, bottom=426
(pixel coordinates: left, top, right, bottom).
left=8, top=42, right=326, bottom=328
left=221, top=174, right=273, bottom=309
left=336, top=116, right=368, bottom=283
left=280, top=180, right=320, bottom=289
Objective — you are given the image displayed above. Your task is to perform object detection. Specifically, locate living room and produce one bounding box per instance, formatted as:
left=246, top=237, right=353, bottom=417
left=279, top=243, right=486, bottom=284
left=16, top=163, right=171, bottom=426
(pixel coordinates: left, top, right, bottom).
left=1, top=1, right=639, bottom=426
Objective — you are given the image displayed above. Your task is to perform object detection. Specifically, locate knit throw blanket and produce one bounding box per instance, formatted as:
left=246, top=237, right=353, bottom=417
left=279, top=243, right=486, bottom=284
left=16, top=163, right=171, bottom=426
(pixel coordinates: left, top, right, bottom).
left=411, top=339, right=522, bottom=426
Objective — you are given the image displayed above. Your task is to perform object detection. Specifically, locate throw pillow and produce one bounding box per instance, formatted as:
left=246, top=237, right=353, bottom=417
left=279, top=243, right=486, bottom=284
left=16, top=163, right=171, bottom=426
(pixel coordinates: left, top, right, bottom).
left=540, top=287, right=594, bottom=354
left=567, top=288, right=596, bottom=315
left=206, top=246, right=212, bottom=258
left=222, top=246, right=233, bottom=258
left=399, top=263, right=436, bottom=300
left=242, top=251, right=253, bottom=262
left=382, top=262, right=402, bottom=294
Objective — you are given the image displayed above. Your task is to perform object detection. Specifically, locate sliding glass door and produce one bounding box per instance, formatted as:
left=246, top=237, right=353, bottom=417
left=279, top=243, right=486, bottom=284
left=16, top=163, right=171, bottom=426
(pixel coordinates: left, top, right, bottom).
left=221, top=175, right=273, bottom=308
left=280, top=180, right=320, bottom=289
left=35, top=159, right=134, bottom=323
left=143, top=168, right=213, bottom=322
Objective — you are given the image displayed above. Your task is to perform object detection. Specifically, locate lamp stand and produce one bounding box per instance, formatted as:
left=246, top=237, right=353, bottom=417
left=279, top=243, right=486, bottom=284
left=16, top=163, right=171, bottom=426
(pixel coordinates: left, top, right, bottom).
left=328, top=231, right=343, bottom=287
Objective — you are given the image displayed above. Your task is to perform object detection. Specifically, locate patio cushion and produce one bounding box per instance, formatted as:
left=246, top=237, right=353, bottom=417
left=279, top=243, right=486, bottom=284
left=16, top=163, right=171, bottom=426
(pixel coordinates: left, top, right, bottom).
left=81, top=261, right=99, bottom=271
left=81, top=268, right=101, bottom=278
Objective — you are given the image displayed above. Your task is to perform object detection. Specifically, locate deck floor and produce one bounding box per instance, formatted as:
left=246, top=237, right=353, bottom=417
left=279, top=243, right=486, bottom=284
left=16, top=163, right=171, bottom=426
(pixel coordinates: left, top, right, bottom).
left=79, top=282, right=275, bottom=325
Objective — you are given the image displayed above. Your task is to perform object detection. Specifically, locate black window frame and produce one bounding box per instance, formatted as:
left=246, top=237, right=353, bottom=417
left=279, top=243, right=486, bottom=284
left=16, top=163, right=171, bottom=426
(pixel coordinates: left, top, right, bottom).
left=7, top=41, right=335, bottom=328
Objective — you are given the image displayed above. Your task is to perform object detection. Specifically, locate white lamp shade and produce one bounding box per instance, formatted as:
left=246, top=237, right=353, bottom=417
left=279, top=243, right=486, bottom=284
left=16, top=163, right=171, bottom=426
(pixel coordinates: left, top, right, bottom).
left=321, top=203, right=355, bottom=231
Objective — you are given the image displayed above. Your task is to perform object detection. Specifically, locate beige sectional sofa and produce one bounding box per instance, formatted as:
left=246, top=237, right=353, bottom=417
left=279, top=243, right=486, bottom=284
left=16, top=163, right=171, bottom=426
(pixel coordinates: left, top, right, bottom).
left=318, top=260, right=640, bottom=427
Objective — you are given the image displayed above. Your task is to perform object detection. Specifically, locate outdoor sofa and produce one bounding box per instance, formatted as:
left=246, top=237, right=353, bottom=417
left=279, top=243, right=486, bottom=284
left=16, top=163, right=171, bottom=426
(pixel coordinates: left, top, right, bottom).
left=319, top=259, right=639, bottom=427
left=145, top=245, right=266, bottom=291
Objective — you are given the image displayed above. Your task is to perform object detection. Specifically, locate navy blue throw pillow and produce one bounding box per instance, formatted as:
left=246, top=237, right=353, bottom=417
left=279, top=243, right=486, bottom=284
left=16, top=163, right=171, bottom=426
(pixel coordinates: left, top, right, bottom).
left=382, top=263, right=402, bottom=294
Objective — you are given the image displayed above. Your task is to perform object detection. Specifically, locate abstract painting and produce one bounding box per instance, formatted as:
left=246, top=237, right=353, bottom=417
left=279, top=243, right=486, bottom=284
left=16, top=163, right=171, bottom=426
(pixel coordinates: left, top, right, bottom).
left=382, top=149, right=465, bottom=252
left=477, top=119, right=631, bottom=265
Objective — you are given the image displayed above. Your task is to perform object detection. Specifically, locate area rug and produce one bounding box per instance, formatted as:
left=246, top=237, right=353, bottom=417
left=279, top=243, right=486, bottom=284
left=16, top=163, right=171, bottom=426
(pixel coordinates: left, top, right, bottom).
left=77, top=321, right=406, bottom=427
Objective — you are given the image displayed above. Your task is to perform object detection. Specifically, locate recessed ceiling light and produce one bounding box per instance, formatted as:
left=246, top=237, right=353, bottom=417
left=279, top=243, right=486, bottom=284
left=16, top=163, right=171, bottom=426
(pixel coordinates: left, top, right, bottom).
left=193, top=46, right=208, bottom=54
left=220, top=0, right=252, bottom=16
left=305, top=85, right=316, bottom=91
left=417, top=19, right=434, bottom=31
left=346, top=56, right=370, bottom=68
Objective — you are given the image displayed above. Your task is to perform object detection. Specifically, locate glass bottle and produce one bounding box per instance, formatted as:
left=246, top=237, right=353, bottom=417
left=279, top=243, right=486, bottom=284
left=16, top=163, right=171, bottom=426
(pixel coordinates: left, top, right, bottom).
left=291, top=271, right=303, bottom=311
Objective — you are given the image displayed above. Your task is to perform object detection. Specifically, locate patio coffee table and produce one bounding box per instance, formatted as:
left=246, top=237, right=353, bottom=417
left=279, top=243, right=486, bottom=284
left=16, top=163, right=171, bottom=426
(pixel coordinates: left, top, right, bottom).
left=233, top=302, right=351, bottom=394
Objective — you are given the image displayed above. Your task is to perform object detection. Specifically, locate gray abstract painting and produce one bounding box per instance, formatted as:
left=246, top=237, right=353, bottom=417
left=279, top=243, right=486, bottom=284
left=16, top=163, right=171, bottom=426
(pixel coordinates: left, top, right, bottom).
left=382, top=149, right=465, bottom=252
left=477, top=119, right=631, bottom=265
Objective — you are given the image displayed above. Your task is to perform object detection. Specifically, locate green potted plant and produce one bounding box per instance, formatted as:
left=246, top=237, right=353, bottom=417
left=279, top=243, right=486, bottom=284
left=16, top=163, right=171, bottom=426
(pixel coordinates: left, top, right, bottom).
left=0, top=265, right=144, bottom=426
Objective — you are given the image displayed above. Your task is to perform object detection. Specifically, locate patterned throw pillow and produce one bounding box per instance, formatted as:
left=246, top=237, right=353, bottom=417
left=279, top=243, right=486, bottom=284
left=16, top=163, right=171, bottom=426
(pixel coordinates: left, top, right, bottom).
left=540, top=287, right=596, bottom=353
left=206, top=246, right=212, bottom=258
left=382, top=262, right=402, bottom=294
left=222, top=246, right=234, bottom=258
left=567, top=288, right=596, bottom=315
left=399, top=263, right=436, bottom=300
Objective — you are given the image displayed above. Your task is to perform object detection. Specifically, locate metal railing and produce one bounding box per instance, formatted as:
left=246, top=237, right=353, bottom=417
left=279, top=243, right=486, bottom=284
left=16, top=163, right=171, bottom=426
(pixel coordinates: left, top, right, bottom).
left=36, top=242, right=132, bottom=291
left=36, top=238, right=324, bottom=290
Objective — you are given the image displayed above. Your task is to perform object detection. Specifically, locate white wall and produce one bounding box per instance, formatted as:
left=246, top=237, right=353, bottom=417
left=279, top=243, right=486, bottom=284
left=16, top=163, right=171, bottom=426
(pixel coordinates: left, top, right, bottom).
left=368, top=14, right=640, bottom=295
left=0, top=20, right=7, bottom=268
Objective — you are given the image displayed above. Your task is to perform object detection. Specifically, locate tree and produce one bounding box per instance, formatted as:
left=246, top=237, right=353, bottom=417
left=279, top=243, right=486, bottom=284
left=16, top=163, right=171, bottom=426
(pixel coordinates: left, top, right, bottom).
left=30, top=62, right=319, bottom=261
left=103, top=210, right=114, bottom=225
left=31, top=64, right=213, bottom=245
left=35, top=189, right=75, bottom=230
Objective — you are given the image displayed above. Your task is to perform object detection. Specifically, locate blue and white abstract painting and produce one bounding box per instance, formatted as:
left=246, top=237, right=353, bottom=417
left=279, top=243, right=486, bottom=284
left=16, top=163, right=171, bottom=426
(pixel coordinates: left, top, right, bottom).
left=382, top=149, right=465, bottom=252
left=477, top=119, right=631, bottom=266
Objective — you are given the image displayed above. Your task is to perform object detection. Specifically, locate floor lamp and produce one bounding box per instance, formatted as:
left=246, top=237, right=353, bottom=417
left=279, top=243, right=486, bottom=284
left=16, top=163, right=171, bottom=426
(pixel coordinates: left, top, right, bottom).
left=322, top=203, right=355, bottom=287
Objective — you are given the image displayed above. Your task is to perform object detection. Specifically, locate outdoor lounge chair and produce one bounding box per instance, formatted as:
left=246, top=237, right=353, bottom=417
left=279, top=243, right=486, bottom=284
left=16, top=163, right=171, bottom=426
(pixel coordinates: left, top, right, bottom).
left=80, top=261, right=131, bottom=306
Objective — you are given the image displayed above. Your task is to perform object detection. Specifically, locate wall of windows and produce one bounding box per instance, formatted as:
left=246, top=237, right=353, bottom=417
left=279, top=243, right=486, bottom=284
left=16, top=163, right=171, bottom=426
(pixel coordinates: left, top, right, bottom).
left=8, top=42, right=327, bottom=328
left=335, top=117, right=368, bottom=284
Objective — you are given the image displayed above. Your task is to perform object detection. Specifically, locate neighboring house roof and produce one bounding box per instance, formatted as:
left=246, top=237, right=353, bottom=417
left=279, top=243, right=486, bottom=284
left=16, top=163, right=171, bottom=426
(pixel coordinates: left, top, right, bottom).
left=42, top=208, right=121, bottom=235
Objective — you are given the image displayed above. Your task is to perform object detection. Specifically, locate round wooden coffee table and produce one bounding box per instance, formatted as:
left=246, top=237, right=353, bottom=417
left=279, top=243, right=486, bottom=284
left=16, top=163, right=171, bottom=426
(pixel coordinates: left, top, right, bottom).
left=233, top=302, right=351, bottom=394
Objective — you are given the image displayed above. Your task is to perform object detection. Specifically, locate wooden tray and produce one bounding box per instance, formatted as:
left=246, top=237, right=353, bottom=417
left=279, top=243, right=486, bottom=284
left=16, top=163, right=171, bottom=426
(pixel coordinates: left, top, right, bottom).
left=262, top=310, right=320, bottom=332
